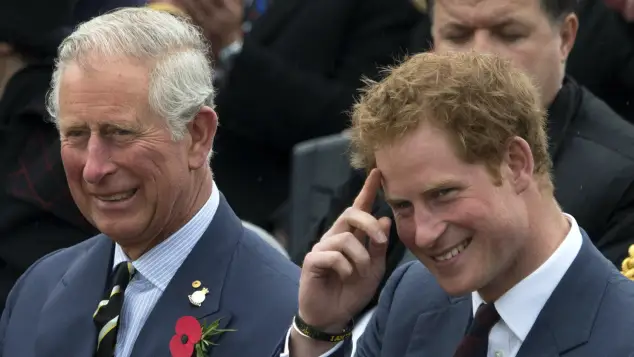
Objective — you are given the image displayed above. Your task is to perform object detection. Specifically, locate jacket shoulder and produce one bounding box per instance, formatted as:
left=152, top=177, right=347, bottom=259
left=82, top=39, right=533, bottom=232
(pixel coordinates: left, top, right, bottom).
left=7, top=235, right=104, bottom=300
left=225, top=228, right=299, bottom=309
left=386, top=261, right=467, bottom=314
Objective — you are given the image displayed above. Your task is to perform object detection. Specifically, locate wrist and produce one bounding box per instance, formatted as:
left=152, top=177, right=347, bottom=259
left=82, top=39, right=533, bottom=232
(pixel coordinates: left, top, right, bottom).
left=218, top=32, right=243, bottom=53
left=289, top=327, right=340, bottom=356
left=294, top=313, right=353, bottom=343
left=297, top=311, right=350, bottom=334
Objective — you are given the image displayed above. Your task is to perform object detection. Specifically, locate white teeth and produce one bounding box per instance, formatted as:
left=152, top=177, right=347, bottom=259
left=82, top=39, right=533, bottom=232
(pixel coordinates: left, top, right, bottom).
left=98, top=190, right=135, bottom=202
left=434, top=240, right=471, bottom=262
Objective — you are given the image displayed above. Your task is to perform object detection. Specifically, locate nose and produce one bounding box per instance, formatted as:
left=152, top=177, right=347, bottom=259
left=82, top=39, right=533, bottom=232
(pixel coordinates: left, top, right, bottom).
left=471, top=31, right=495, bottom=54
left=413, top=205, right=447, bottom=248
left=83, top=134, right=117, bottom=184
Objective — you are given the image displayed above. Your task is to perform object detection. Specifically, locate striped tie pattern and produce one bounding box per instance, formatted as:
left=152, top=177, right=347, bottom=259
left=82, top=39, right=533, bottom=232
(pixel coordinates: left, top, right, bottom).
left=93, top=261, right=135, bottom=357
left=453, top=303, right=501, bottom=357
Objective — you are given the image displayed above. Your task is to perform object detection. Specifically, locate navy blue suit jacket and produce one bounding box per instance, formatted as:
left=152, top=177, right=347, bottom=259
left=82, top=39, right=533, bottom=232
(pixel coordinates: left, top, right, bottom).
left=277, top=232, right=634, bottom=356
left=0, top=194, right=300, bottom=357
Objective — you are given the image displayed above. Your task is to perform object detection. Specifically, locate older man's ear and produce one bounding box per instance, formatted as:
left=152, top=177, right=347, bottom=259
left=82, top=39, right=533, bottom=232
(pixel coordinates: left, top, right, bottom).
left=187, top=105, right=218, bottom=170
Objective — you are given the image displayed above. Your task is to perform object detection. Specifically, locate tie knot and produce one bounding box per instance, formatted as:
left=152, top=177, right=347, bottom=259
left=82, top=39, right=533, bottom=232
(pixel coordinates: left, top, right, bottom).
left=470, top=303, right=501, bottom=337
left=111, top=261, right=135, bottom=289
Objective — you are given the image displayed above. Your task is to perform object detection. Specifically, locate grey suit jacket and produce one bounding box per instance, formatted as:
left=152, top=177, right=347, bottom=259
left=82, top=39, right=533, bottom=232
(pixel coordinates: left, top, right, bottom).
left=274, top=231, right=634, bottom=356
left=0, top=194, right=300, bottom=357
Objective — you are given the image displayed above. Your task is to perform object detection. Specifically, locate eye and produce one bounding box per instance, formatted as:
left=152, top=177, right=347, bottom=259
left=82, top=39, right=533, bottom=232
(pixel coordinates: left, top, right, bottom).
left=113, top=129, right=133, bottom=135
left=105, top=127, right=136, bottom=138
left=444, top=33, right=471, bottom=44
left=432, top=188, right=457, bottom=200
left=394, top=202, right=411, bottom=210
left=498, top=32, right=524, bottom=42
left=64, top=130, right=87, bottom=138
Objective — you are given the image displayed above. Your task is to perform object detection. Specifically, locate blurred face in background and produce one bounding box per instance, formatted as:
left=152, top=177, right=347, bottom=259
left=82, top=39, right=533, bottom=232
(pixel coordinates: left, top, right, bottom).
left=431, top=0, right=578, bottom=106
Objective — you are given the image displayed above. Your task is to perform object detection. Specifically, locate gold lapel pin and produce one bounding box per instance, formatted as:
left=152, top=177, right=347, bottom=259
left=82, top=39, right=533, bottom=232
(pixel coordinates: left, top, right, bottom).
left=188, top=287, right=209, bottom=307
left=192, top=280, right=202, bottom=288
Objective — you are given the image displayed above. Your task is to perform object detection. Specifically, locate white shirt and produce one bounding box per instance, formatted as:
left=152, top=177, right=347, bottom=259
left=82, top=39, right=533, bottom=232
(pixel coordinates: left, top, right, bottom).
left=281, top=214, right=582, bottom=357
left=474, top=213, right=582, bottom=357
left=113, top=182, right=220, bottom=357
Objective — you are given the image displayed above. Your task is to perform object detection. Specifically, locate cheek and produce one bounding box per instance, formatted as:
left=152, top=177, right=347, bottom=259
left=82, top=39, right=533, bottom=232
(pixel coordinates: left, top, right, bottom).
left=395, top=217, right=417, bottom=248
left=61, top=147, right=86, bottom=184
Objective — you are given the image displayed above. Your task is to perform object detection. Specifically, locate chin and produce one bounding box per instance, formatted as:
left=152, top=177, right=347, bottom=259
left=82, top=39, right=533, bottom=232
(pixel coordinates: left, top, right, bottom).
left=94, top=219, right=143, bottom=242
left=436, top=274, right=482, bottom=297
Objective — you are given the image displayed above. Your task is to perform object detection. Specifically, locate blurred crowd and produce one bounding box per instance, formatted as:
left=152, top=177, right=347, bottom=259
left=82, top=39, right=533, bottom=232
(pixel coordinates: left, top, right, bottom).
left=1, top=0, right=634, bottom=334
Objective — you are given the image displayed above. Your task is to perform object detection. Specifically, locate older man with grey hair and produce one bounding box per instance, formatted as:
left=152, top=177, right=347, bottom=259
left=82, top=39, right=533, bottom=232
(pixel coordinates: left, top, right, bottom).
left=0, top=7, right=299, bottom=357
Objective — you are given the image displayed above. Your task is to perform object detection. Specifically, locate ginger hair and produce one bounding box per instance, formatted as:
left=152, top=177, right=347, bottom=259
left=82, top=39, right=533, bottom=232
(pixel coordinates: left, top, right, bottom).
left=350, top=51, right=552, bottom=187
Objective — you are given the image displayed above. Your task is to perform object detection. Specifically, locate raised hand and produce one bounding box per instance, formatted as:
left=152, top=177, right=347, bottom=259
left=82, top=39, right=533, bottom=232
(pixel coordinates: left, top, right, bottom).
left=174, top=0, right=243, bottom=56
left=297, top=169, right=391, bottom=332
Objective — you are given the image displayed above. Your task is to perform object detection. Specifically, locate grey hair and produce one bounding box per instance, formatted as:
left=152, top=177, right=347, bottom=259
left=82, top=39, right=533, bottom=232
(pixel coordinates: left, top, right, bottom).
left=46, top=7, right=215, bottom=141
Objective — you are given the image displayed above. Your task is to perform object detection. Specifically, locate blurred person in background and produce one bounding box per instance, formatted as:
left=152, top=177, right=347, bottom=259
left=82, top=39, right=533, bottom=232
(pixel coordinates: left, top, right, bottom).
left=605, top=0, right=634, bottom=20
left=410, top=0, right=634, bottom=123
left=74, top=0, right=146, bottom=21
left=0, top=0, right=101, bottom=312
left=156, top=0, right=421, bottom=234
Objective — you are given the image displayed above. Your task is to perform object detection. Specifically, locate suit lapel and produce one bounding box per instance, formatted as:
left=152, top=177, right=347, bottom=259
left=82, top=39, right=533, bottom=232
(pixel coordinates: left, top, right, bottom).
left=131, top=194, right=242, bottom=357
left=34, top=236, right=114, bottom=357
left=404, top=296, right=471, bottom=357
left=517, top=232, right=611, bottom=357
left=249, top=0, right=303, bottom=44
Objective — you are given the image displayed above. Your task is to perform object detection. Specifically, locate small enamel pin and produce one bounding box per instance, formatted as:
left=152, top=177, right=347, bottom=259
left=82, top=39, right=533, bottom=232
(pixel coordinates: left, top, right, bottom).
left=188, top=287, right=209, bottom=307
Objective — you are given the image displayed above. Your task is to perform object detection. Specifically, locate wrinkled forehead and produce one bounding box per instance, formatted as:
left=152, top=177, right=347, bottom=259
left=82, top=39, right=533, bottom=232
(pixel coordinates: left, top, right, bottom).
left=432, top=0, right=543, bottom=26
left=56, top=59, right=152, bottom=128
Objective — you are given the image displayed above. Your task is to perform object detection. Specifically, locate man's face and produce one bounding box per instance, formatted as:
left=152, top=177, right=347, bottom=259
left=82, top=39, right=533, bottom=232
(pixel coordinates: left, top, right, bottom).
left=431, top=0, right=577, bottom=106
left=378, top=123, right=530, bottom=298
left=58, top=58, right=199, bottom=248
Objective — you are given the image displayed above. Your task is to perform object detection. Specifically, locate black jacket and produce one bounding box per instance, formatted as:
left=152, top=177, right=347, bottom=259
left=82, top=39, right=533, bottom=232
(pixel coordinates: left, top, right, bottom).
left=211, top=0, right=421, bottom=227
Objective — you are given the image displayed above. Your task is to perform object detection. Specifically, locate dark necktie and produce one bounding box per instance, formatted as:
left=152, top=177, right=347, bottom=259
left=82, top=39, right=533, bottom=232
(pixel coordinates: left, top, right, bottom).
left=453, top=303, right=501, bottom=357
left=93, top=261, right=135, bottom=357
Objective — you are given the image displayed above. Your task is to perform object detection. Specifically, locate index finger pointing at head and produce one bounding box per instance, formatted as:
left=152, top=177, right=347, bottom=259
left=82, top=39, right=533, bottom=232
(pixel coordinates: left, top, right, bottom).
left=352, top=169, right=382, bottom=213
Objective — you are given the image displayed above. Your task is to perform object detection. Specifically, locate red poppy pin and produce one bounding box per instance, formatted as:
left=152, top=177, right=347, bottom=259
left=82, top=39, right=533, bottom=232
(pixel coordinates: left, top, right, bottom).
left=169, top=316, right=236, bottom=357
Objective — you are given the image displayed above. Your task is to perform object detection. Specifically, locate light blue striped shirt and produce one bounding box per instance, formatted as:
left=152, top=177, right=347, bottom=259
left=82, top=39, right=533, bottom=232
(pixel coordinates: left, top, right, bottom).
left=112, top=183, right=220, bottom=357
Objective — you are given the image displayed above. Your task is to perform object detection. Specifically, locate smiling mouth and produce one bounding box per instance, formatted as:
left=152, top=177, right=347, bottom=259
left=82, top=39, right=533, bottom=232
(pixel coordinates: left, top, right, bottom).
left=433, top=238, right=472, bottom=262
left=96, top=189, right=138, bottom=202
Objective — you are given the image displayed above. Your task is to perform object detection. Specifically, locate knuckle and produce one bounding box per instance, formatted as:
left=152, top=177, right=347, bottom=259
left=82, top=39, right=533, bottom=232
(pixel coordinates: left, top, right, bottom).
left=342, top=231, right=357, bottom=241
left=302, top=251, right=318, bottom=265
left=343, top=206, right=358, bottom=218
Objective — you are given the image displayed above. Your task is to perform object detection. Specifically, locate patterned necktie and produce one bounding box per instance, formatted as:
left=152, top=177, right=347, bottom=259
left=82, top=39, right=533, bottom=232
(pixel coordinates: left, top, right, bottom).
left=453, top=303, right=501, bottom=357
left=93, top=261, right=135, bottom=357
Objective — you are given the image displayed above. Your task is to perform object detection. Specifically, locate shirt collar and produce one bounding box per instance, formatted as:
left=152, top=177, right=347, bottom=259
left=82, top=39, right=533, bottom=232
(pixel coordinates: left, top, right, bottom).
left=472, top=213, right=582, bottom=342
left=113, top=181, right=220, bottom=291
